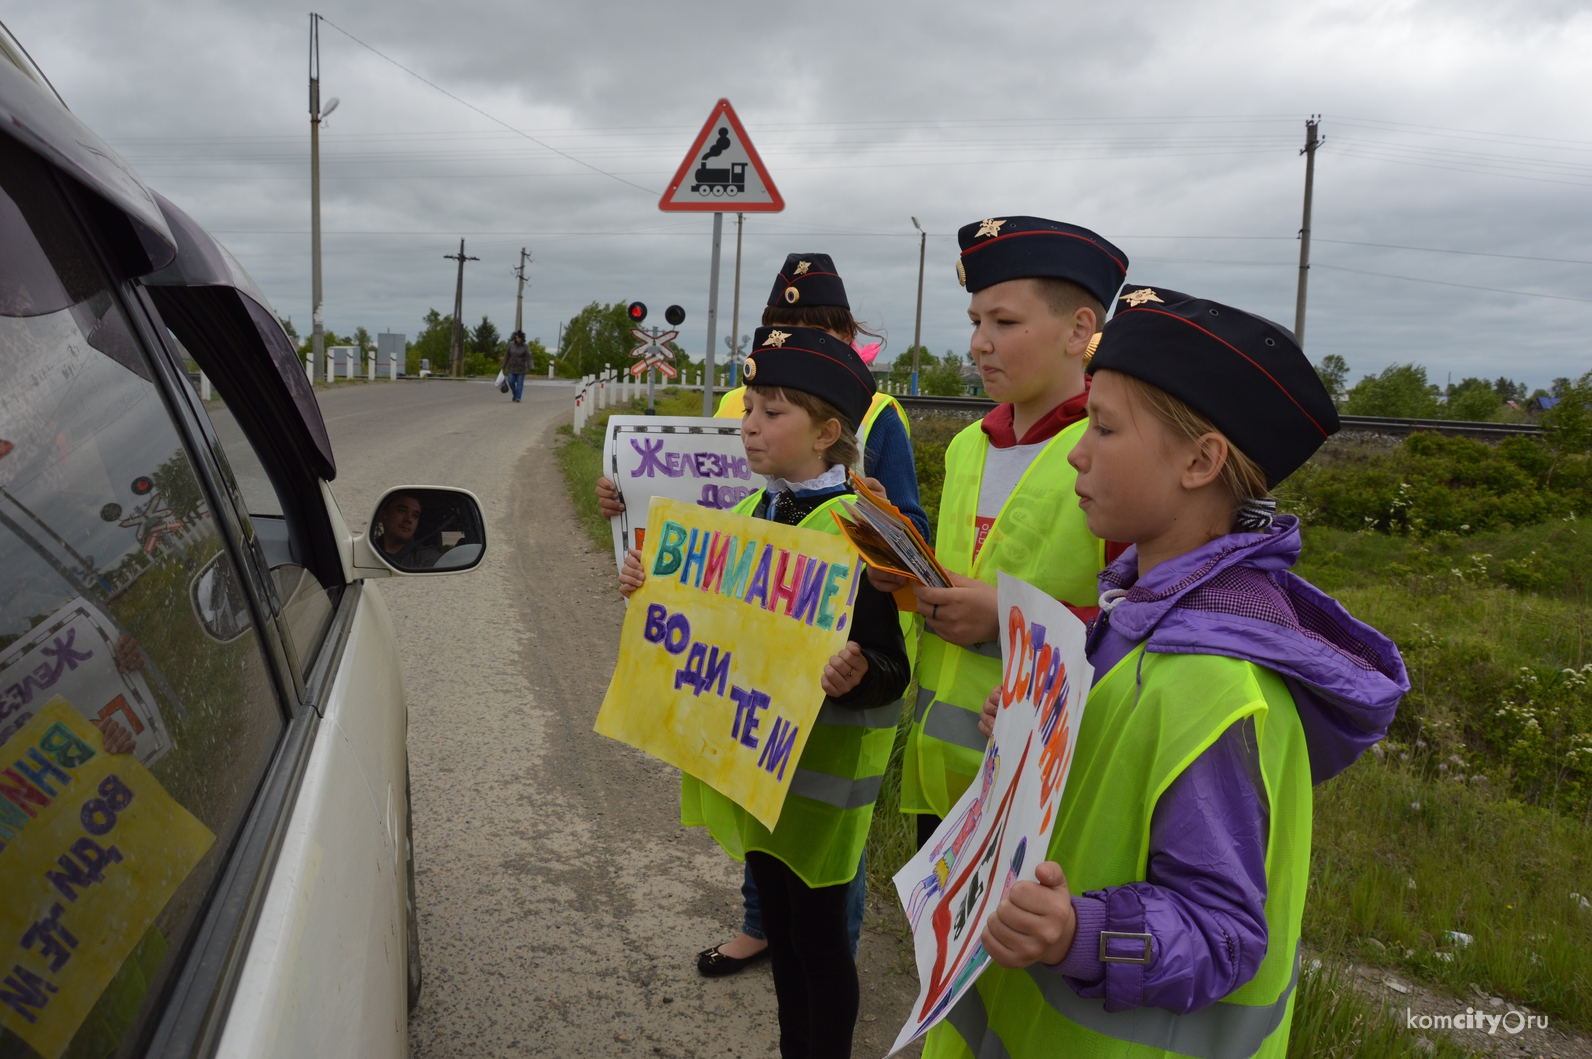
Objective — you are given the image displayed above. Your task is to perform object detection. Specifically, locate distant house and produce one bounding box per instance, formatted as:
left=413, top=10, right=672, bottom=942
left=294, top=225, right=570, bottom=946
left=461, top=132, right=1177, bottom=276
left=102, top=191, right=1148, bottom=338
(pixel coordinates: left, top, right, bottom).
left=1529, top=396, right=1559, bottom=413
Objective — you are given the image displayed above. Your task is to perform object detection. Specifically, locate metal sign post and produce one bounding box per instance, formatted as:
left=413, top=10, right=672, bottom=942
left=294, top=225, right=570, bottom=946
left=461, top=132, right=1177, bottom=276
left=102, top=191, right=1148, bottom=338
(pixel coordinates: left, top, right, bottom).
left=659, top=99, right=783, bottom=414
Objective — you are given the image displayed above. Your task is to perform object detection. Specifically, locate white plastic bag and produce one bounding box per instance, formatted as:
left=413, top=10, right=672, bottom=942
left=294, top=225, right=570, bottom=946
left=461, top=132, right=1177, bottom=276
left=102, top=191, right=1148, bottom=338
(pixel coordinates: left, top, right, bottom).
left=495, top=370, right=508, bottom=393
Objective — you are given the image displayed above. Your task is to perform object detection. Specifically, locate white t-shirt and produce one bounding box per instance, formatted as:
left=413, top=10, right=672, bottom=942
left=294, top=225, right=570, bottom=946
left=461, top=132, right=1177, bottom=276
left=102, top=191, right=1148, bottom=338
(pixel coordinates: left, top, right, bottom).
left=972, top=441, right=1049, bottom=561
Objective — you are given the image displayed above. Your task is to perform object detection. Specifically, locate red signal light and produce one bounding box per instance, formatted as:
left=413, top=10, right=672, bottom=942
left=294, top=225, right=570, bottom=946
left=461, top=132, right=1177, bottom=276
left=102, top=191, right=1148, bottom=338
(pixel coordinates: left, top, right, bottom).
left=627, top=301, right=648, bottom=323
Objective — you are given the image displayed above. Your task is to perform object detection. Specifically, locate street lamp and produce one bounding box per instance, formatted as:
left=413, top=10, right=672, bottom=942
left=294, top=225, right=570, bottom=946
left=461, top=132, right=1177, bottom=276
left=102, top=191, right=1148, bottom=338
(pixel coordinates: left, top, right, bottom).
left=910, top=217, right=927, bottom=396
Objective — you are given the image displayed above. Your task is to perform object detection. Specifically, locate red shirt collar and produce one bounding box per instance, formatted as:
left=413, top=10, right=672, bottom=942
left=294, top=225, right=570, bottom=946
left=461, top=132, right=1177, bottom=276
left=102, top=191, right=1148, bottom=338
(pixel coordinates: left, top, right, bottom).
left=980, top=378, right=1091, bottom=449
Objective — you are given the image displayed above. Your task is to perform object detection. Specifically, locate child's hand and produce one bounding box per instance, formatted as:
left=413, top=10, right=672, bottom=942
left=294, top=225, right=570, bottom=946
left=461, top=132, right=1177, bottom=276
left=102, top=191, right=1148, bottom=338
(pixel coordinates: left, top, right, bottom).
left=821, top=642, right=870, bottom=697
left=862, top=477, right=889, bottom=501
left=866, top=566, right=911, bottom=594
left=596, top=476, right=625, bottom=519
left=978, top=685, right=1000, bottom=738
left=618, top=547, right=646, bottom=598
left=981, top=861, right=1077, bottom=969
left=917, top=574, right=1000, bottom=646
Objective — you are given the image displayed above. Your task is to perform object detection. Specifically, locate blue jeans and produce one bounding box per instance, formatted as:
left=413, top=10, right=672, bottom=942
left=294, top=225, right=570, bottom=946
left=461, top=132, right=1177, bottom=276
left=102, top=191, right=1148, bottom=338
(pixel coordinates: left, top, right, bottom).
left=508, top=372, right=525, bottom=400
left=742, top=850, right=866, bottom=958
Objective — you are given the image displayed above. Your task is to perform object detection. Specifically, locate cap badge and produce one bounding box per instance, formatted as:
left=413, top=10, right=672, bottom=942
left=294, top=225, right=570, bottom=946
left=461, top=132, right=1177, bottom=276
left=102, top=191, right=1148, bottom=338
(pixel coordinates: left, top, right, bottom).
left=955, top=259, right=967, bottom=287
left=742, top=357, right=757, bottom=380
left=784, top=286, right=801, bottom=304
left=1120, top=288, right=1164, bottom=308
left=793, top=260, right=812, bottom=276
left=762, top=330, right=791, bottom=348
left=974, top=218, right=1007, bottom=239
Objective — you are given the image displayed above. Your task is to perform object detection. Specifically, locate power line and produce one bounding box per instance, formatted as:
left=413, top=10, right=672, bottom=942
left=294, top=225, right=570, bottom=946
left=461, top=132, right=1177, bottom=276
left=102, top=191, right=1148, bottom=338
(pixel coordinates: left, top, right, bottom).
left=1309, top=263, right=1592, bottom=304
left=314, top=15, right=658, bottom=196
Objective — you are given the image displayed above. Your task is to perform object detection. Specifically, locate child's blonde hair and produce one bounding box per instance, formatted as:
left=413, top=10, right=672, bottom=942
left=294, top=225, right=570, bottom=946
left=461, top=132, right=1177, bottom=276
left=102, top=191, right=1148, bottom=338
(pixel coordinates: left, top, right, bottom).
left=745, top=384, right=862, bottom=473
left=1117, top=372, right=1270, bottom=514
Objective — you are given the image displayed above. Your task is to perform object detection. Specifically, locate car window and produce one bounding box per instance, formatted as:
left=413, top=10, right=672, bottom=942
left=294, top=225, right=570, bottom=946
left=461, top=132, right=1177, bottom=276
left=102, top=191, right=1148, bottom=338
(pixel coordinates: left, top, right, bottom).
left=0, top=146, right=285, bottom=1058
left=161, top=328, right=338, bottom=682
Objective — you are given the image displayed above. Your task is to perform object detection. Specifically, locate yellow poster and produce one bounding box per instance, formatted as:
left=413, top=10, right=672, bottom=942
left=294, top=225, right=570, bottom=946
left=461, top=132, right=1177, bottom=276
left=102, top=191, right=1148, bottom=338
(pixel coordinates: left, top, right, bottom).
left=596, top=498, right=861, bottom=830
left=0, top=697, right=214, bottom=1059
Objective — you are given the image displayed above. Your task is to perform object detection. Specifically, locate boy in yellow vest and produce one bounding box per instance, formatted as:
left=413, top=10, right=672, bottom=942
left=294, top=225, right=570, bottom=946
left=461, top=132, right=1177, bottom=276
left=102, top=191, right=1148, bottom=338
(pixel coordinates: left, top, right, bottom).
left=867, top=217, right=1129, bottom=846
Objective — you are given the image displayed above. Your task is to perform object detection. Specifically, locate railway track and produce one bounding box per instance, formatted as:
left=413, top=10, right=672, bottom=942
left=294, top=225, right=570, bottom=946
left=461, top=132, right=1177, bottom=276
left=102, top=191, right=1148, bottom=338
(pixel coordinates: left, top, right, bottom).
left=887, top=394, right=1543, bottom=440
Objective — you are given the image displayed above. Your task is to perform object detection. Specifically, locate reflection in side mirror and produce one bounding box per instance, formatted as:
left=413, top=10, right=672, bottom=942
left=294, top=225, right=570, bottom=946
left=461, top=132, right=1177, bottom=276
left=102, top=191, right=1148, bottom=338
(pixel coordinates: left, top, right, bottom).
left=367, top=487, right=487, bottom=574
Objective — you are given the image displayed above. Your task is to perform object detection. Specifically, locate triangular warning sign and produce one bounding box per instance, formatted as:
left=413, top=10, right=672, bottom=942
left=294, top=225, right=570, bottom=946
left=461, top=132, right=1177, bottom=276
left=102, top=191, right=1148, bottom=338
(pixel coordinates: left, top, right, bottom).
left=659, top=99, right=784, bottom=212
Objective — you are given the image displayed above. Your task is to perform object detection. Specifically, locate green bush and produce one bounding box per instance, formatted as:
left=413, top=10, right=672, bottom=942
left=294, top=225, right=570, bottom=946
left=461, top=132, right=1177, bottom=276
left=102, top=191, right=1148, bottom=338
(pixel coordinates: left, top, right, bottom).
left=1278, top=433, right=1592, bottom=534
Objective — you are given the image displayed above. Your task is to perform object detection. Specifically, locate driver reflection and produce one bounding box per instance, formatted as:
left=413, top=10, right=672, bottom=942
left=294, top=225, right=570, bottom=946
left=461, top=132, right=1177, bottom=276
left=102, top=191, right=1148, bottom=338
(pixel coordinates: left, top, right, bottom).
left=374, top=492, right=442, bottom=568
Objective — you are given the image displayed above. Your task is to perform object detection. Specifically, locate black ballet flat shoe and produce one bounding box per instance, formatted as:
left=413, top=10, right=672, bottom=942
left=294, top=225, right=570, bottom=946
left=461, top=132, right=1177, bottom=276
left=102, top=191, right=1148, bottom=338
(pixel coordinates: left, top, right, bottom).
left=696, top=944, right=768, bottom=978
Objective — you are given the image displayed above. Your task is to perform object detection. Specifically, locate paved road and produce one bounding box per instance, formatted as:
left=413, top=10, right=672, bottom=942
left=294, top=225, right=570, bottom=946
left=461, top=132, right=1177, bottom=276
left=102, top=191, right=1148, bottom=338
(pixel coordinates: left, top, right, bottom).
left=310, top=379, right=921, bottom=1058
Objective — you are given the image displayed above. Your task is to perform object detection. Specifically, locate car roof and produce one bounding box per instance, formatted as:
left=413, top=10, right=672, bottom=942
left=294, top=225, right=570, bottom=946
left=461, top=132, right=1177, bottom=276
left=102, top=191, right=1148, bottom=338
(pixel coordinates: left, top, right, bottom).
left=0, top=22, right=336, bottom=481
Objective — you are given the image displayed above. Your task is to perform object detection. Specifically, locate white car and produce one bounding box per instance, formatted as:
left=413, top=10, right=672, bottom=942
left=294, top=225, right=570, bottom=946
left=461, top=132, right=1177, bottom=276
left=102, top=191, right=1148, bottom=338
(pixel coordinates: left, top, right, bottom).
left=0, top=24, right=472, bottom=1059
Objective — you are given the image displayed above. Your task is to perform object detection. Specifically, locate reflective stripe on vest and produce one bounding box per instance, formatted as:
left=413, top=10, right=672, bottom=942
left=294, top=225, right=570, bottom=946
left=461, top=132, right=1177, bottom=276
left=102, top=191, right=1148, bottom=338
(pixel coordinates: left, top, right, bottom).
left=788, top=769, right=885, bottom=810
left=817, top=700, right=902, bottom=728
left=903, top=416, right=1102, bottom=816
left=943, top=943, right=1301, bottom=1059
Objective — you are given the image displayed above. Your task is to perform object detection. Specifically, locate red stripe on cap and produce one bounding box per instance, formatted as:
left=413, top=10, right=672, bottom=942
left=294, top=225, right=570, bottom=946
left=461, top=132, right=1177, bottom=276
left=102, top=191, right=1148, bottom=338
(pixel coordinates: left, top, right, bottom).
left=1117, top=307, right=1329, bottom=438
left=779, top=270, right=843, bottom=283
left=960, top=229, right=1127, bottom=274
left=751, top=344, right=874, bottom=395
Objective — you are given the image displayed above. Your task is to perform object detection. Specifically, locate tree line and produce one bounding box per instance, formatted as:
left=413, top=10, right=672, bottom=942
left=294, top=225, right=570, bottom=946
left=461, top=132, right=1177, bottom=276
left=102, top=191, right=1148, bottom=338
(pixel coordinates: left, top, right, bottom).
left=1312, top=354, right=1582, bottom=423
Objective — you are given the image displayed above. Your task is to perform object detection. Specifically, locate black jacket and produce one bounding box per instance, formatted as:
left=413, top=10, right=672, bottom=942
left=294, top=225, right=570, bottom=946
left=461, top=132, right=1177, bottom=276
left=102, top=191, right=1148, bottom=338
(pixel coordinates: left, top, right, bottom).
left=752, top=487, right=910, bottom=711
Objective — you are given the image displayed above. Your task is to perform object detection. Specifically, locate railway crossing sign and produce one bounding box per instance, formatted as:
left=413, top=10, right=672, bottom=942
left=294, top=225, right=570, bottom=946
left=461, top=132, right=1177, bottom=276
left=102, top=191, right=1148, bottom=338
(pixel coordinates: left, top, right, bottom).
left=659, top=99, right=783, bottom=212
left=630, top=326, right=680, bottom=378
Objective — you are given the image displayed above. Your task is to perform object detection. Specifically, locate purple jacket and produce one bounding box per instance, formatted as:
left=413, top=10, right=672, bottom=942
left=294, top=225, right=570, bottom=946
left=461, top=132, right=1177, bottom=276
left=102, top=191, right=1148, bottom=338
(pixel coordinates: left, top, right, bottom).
left=1048, top=516, right=1408, bottom=1014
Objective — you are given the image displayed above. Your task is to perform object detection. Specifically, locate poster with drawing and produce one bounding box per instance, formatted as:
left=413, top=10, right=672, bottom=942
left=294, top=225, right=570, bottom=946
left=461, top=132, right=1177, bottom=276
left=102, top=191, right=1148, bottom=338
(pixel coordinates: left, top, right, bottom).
left=889, top=572, right=1091, bottom=1055
left=594, top=498, right=859, bottom=830
left=603, top=416, right=766, bottom=576
left=0, top=597, right=171, bottom=765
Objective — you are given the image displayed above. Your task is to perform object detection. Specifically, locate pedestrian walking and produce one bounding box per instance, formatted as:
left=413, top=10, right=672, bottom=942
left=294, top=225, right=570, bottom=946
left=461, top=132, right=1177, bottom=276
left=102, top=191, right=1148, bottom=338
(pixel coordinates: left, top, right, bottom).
left=503, top=330, right=531, bottom=402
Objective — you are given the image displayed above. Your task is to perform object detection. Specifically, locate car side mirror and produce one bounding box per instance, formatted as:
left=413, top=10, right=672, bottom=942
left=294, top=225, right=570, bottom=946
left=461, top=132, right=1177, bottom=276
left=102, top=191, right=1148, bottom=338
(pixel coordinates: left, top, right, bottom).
left=358, top=486, right=486, bottom=575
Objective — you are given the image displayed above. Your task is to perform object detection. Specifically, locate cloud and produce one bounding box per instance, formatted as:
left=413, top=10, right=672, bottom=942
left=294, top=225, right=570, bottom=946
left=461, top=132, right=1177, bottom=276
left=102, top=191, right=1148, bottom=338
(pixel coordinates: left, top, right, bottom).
left=10, top=0, right=1592, bottom=387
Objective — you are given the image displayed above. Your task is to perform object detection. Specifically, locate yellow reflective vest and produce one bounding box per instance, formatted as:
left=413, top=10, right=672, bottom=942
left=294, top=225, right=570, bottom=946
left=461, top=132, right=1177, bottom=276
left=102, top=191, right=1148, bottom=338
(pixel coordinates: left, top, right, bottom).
left=923, top=647, right=1311, bottom=1059
left=679, top=490, right=898, bottom=887
left=903, top=417, right=1103, bottom=817
left=718, top=385, right=921, bottom=681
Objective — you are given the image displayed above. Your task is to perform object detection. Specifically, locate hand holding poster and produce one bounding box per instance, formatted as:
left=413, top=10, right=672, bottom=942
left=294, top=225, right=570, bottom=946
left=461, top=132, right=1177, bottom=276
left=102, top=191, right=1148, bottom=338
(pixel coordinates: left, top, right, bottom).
left=594, top=497, right=860, bottom=830
left=603, top=416, right=767, bottom=576
left=889, top=572, right=1091, bottom=1055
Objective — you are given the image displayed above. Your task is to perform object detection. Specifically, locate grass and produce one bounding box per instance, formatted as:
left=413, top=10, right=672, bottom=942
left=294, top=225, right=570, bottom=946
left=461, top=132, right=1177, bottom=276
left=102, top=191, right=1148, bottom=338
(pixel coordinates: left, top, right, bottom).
left=1286, top=962, right=1480, bottom=1059
left=556, top=401, right=1590, bottom=1051
left=1309, top=758, right=1592, bottom=1029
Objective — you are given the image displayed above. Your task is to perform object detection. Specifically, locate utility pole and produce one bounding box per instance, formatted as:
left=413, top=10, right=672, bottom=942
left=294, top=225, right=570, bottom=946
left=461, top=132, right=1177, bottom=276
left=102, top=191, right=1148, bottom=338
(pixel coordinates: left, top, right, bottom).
left=911, top=217, right=927, bottom=395
left=308, top=14, right=324, bottom=381
left=513, top=247, right=530, bottom=335
left=702, top=212, right=723, bottom=416
left=728, top=213, right=743, bottom=389
left=444, top=239, right=478, bottom=376
left=1295, top=116, right=1322, bottom=346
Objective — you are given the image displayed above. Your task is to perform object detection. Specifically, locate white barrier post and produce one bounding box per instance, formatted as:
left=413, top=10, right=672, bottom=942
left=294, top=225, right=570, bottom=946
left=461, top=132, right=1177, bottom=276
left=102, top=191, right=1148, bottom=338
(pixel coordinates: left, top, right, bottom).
left=305, top=353, right=314, bottom=382
left=199, top=373, right=211, bottom=400
left=326, top=350, right=334, bottom=383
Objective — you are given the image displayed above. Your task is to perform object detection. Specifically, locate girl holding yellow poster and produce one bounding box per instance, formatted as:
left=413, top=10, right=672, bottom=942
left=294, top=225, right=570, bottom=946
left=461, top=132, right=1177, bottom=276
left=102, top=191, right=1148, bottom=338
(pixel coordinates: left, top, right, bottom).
left=619, top=326, right=909, bottom=1059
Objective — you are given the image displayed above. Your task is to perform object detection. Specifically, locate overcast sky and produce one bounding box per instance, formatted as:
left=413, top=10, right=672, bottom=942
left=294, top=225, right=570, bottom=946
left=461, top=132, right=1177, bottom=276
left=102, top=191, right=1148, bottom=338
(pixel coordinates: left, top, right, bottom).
left=10, top=0, right=1592, bottom=388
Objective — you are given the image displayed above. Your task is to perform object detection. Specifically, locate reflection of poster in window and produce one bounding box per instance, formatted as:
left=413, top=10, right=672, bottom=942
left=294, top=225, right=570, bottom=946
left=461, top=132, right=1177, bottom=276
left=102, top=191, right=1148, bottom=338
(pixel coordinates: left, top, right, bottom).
left=0, top=598, right=170, bottom=765
left=0, top=698, right=214, bottom=1059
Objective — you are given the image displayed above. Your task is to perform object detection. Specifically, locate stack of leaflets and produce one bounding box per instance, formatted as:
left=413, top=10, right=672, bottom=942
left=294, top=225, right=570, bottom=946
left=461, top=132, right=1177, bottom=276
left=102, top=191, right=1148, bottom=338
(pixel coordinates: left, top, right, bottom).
left=831, top=473, right=952, bottom=589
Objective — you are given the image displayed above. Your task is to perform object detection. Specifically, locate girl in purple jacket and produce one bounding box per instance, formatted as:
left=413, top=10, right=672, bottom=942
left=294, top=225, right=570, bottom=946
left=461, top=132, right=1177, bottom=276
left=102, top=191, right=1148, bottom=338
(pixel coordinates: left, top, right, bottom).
left=947, top=286, right=1409, bottom=1059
